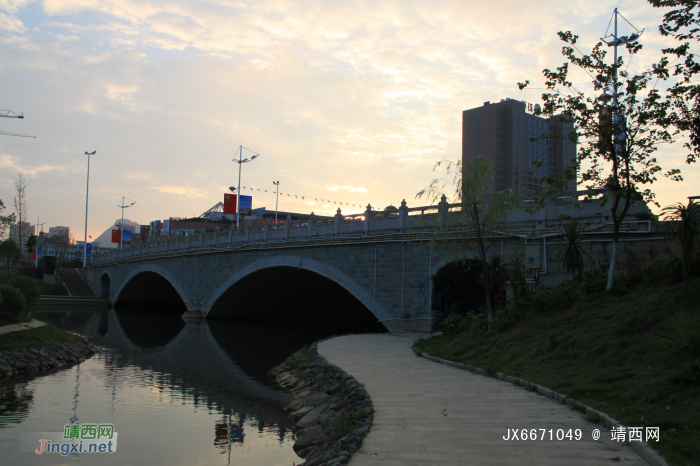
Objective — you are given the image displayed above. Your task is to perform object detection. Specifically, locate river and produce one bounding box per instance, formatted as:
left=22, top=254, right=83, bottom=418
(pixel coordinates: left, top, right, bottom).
left=0, top=308, right=384, bottom=465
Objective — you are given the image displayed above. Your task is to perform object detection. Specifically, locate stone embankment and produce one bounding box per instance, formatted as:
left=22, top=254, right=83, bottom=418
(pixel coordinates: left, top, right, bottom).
left=0, top=336, right=98, bottom=380
left=268, top=342, right=373, bottom=466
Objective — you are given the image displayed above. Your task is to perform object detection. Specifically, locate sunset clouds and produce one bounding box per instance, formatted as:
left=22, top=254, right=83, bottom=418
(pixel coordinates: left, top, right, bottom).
left=0, top=0, right=694, bottom=239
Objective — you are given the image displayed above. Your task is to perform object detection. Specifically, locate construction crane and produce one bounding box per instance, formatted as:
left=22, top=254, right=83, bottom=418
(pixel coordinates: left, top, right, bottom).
left=1, top=109, right=36, bottom=138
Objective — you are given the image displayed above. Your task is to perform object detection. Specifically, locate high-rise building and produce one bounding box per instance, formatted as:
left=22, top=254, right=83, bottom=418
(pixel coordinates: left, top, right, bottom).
left=9, top=222, right=35, bottom=249
left=462, top=98, right=577, bottom=194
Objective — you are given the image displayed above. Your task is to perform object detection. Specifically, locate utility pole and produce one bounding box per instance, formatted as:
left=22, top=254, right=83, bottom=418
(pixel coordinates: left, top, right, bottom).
left=273, top=180, right=280, bottom=224
left=117, top=197, right=136, bottom=249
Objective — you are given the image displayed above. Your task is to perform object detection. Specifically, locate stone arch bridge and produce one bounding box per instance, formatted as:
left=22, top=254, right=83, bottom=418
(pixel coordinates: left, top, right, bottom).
left=86, top=194, right=661, bottom=333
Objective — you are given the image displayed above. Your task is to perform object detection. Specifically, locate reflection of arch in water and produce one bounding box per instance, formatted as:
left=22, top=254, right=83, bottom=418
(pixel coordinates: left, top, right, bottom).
left=113, top=266, right=190, bottom=310
left=92, top=310, right=293, bottom=409
left=206, top=255, right=389, bottom=330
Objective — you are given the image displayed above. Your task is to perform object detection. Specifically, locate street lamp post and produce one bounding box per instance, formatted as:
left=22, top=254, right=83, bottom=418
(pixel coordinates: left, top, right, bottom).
left=117, top=197, right=136, bottom=249
left=272, top=181, right=280, bottom=224
left=83, top=151, right=96, bottom=268
left=232, top=145, right=260, bottom=229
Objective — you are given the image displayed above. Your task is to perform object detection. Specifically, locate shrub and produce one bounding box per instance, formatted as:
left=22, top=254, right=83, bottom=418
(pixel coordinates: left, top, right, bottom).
left=0, top=284, right=28, bottom=319
left=642, top=255, right=684, bottom=284
left=8, top=276, right=41, bottom=304
left=62, top=259, right=83, bottom=268
left=494, top=305, right=519, bottom=332
left=18, top=266, right=43, bottom=279
left=441, top=313, right=469, bottom=334
left=664, top=304, right=700, bottom=357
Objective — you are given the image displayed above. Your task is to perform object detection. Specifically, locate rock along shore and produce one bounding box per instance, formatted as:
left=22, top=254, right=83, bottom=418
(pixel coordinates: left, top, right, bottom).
left=268, top=341, right=374, bottom=466
left=0, top=335, right=98, bottom=381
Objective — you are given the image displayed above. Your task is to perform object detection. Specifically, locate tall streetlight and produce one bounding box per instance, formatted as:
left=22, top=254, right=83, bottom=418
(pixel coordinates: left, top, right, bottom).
left=272, top=181, right=280, bottom=224
left=232, top=145, right=260, bottom=229
left=117, top=197, right=136, bottom=249
left=83, top=151, right=96, bottom=268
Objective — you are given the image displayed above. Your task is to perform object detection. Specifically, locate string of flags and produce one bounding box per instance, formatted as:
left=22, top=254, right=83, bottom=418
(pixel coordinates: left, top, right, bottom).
left=239, top=185, right=375, bottom=209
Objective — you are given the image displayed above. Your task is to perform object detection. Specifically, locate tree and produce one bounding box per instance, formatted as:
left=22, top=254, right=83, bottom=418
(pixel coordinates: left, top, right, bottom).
left=0, top=200, right=16, bottom=240
left=519, top=29, right=681, bottom=291
left=554, top=219, right=589, bottom=279
left=417, top=157, right=520, bottom=331
left=13, top=171, right=30, bottom=254
left=0, top=238, right=21, bottom=276
left=662, top=199, right=700, bottom=286
left=52, top=235, right=70, bottom=273
left=649, top=0, right=700, bottom=164
left=25, top=234, right=37, bottom=254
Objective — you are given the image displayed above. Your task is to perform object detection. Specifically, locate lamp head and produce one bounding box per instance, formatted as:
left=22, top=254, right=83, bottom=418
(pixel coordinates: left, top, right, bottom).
left=229, top=186, right=236, bottom=192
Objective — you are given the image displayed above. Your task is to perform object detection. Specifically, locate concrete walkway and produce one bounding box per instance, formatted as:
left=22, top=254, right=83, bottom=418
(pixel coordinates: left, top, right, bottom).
left=0, top=319, right=46, bottom=335
left=318, top=334, right=650, bottom=466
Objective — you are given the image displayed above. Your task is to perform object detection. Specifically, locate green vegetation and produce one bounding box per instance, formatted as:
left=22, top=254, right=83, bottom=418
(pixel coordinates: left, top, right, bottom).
left=416, top=256, right=700, bottom=466
left=0, top=324, right=74, bottom=353
left=333, top=409, right=368, bottom=439
left=7, top=276, right=40, bottom=305
left=0, top=285, right=27, bottom=319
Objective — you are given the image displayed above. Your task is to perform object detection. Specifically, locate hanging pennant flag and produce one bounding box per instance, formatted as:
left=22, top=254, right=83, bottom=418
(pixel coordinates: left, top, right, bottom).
left=243, top=186, right=246, bottom=189
left=315, top=198, right=318, bottom=201
left=302, top=197, right=305, bottom=200
left=257, top=189, right=260, bottom=191
left=295, top=195, right=297, bottom=198
left=287, top=194, right=290, bottom=196
left=250, top=187, right=253, bottom=190
left=265, top=190, right=268, bottom=193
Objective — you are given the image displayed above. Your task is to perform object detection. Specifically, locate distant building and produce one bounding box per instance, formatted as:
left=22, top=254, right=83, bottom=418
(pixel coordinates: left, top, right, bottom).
left=10, top=222, right=35, bottom=250
left=47, top=226, right=70, bottom=239
left=462, top=98, right=577, bottom=194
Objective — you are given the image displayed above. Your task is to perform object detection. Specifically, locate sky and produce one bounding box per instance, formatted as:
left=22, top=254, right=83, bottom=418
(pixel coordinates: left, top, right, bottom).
left=0, top=0, right=697, bottom=243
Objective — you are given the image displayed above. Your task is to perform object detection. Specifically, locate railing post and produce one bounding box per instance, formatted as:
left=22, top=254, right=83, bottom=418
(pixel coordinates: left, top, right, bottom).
left=214, top=227, right=219, bottom=247
left=187, top=236, right=191, bottom=250
left=364, top=204, right=372, bottom=236
left=439, top=194, right=448, bottom=227
left=285, top=215, right=292, bottom=241
left=263, top=220, right=269, bottom=243
left=399, top=199, right=408, bottom=232
left=229, top=227, right=233, bottom=246
left=200, top=229, right=205, bottom=248
left=334, top=208, right=342, bottom=237
left=245, top=226, right=250, bottom=243
left=308, top=212, right=316, bottom=237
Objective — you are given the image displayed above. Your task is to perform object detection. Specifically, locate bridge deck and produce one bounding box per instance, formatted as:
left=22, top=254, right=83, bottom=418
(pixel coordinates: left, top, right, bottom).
left=319, top=334, right=655, bottom=466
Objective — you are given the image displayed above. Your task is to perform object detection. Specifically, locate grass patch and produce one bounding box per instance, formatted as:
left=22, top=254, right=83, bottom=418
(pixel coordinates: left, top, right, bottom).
left=38, top=282, right=68, bottom=296
left=0, top=324, right=75, bottom=353
left=333, top=409, right=368, bottom=439
left=415, top=278, right=700, bottom=466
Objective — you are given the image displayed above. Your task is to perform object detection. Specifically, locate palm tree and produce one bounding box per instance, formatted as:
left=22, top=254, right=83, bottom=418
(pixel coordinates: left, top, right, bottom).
left=504, top=250, right=527, bottom=315
left=555, top=219, right=589, bottom=279
left=662, top=200, right=700, bottom=287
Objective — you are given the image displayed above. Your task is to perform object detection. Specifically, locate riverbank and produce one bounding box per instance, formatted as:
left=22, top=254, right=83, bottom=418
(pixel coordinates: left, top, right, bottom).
left=0, top=331, right=97, bottom=380
left=415, top=278, right=698, bottom=466
left=268, top=342, right=374, bottom=466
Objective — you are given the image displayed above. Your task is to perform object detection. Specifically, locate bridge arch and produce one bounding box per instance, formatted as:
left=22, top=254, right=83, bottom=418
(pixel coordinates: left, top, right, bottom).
left=99, top=271, right=112, bottom=298
left=206, top=255, right=392, bottom=323
left=114, top=264, right=191, bottom=309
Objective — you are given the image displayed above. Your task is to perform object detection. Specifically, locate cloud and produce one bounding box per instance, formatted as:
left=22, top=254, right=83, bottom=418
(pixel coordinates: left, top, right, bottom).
left=325, top=185, right=368, bottom=193
left=0, top=12, right=25, bottom=33
left=154, top=186, right=210, bottom=199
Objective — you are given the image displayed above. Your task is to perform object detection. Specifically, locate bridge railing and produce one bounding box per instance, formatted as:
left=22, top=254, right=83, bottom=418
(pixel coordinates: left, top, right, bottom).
left=91, top=190, right=655, bottom=265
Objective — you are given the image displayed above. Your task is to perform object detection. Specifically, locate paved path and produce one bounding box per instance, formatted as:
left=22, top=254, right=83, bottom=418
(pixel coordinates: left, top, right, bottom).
left=0, top=319, right=47, bottom=335
left=318, top=334, right=651, bottom=466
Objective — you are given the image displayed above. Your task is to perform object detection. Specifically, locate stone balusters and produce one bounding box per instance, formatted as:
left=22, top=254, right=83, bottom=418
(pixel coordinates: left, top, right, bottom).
left=285, top=215, right=292, bottom=241
left=438, top=194, right=448, bottom=227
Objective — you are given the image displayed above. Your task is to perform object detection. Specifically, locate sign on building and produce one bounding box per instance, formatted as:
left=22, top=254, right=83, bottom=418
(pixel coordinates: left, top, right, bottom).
left=111, top=230, right=121, bottom=243
left=239, top=195, right=252, bottom=212
left=122, top=230, right=132, bottom=242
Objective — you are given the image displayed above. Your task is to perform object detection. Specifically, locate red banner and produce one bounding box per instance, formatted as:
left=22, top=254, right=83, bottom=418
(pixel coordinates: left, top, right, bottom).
left=224, top=193, right=237, bottom=215
left=111, top=229, right=121, bottom=243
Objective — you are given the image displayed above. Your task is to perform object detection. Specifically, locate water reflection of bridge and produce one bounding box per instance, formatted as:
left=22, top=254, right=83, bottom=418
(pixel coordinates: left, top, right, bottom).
left=47, top=310, right=296, bottom=437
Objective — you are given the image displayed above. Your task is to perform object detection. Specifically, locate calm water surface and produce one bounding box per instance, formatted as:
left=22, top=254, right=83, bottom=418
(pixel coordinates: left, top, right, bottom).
left=0, top=309, right=374, bottom=465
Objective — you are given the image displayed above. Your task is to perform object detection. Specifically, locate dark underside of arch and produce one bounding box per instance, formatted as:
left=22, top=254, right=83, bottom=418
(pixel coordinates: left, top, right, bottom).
left=208, top=266, right=386, bottom=332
